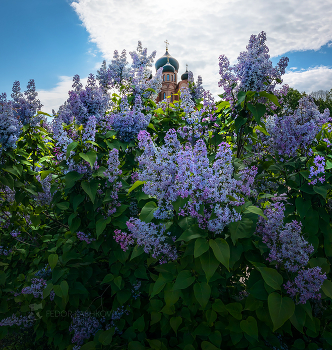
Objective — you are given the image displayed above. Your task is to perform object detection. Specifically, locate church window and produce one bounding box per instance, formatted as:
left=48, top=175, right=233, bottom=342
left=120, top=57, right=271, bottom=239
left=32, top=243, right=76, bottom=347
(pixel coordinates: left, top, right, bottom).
left=163, top=92, right=166, bottom=100
left=171, top=75, right=173, bottom=81
left=167, top=74, right=169, bottom=81
left=163, top=75, right=165, bottom=81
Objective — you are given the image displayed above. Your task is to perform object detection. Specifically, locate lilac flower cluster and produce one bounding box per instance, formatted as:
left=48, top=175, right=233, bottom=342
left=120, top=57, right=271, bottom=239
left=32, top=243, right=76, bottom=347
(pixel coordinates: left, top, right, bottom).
left=0, top=246, right=12, bottom=255
left=103, top=149, right=122, bottom=215
left=0, top=186, right=15, bottom=204
left=0, top=93, right=22, bottom=155
left=256, top=202, right=326, bottom=303
left=265, top=96, right=331, bottom=158
left=97, top=50, right=130, bottom=90
left=114, top=229, right=134, bottom=251
left=69, top=311, right=103, bottom=349
left=77, top=231, right=96, bottom=244
left=97, top=42, right=162, bottom=101
left=21, top=278, right=48, bottom=298
left=131, top=281, right=142, bottom=300
left=35, top=174, right=53, bottom=206
left=109, top=95, right=151, bottom=142
left=308, top=155, right=325, bottom=185
left=218, top=31, right=289, bottom=108
left=106, top=306, right=130, bottom=335
left=35, top=264, right=52, bottom=280
left=0, top=313, right=35, bottom=328
left=10, top=230, right=21, bottom=238
left=114, top=218, right=178, bottom=264
left=284, top=267, right=327, bottom=304
left=137, top=129, right=256, bottom=233
left=56, top=74, right=109, bottom=126
left=188, top=74, right=204, bottom=101
left=11, top=80, right=42, bottom=126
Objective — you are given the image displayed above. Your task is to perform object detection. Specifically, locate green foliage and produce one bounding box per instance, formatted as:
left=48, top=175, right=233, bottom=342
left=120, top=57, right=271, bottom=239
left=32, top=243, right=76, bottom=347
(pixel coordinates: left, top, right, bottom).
left=1, top=84, right=332, bottom=350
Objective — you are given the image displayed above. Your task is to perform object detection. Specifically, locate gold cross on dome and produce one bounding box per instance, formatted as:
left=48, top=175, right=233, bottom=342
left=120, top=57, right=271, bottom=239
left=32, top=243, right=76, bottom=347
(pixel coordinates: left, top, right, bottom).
left=164, top=39, right=169, bottom=51
left=186, top=64, right=188, bottom=71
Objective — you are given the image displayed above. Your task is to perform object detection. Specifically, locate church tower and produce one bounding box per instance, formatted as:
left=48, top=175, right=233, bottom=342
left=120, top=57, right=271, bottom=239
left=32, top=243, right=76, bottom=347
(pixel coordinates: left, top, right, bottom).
left=155, top=40, right=189, bottom=103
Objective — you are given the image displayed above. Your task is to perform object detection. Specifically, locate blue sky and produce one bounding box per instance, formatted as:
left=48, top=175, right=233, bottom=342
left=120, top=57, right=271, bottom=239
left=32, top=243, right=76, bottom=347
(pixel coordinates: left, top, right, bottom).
left=1, top=0, right=332, bottom=113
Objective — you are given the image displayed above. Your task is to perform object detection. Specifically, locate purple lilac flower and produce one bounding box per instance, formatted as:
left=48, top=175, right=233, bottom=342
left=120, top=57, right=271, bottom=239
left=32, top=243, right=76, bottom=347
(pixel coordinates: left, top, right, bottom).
left=21, top=278, right=47, bottom=298
left=69, top=311, right=103, bottom=349
left=0, top=186, right=15, bottom=204
left=131, top=281, right=142, bottom=300
left=0, top=313, right=35, bottom=328
left=11, top=80, right=43, bottom=126
left=57, top=74, right=109, bottom=126
left=35, top=174, right=53, bottom=206
left=10, top=230, right=21, bottom=238
left=114, top=219, right=178, bottom=264
left=35, top=265, right=52, bottom=280
left=106, top=306, right=130, bottom=335
left=113, top=229, right=134, bottom=251
left=77, top=231, right=96, bottom=244
left=257, top=202, right=314, bottom=272
left=257, top=202, right=326, bottom=303
left=308, top=155, right=325, bottom=185
left=0, top=93, right=22, bottom=155
left=265, top=96, right=330, bottom=158
left=284, top=267, right=327, bottom=304
left=110, top=95, right=151, bottom=142
left=137, top=129, right=255, bottom=233
left=218, top=31, right=289, bottom=108
left=0, top=246, right=12, bottom=255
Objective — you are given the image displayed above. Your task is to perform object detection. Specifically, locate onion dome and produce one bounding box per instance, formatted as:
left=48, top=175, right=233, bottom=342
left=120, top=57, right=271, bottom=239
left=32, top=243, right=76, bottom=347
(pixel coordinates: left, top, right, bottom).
left=181, top=64, right=189, bottom=80
left=155, top=50, right=179, bottom=72
left=162, top=57, right=175, bottom=73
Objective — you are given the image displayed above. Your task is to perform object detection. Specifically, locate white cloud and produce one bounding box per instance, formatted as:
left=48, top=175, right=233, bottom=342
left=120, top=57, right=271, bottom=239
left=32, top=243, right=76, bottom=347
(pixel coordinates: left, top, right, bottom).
left=282, top=66, right=332, bottom=94
left=69, top=0, right=332, bottom=98
left=37, top=76, right=88, bottom=115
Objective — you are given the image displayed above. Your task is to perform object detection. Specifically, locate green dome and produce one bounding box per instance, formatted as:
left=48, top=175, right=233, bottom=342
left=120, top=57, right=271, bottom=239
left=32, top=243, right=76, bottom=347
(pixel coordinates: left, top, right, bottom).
left=155, top=50, right=179, bottom=72
left=181, top=69, right=189, bottom=80
left=163, top=62, right=175, bottom=73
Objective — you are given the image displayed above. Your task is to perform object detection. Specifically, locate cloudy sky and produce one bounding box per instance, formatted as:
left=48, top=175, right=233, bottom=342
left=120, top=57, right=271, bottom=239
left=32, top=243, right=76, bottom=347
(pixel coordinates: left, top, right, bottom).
left=1, top=0, right=332, bottom=113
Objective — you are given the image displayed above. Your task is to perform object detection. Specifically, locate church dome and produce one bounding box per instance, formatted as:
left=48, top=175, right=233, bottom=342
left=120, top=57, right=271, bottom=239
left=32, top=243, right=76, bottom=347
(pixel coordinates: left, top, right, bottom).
left=163, top=61, right=175, bottom=73
left=181, top=68, right=189, bottom=80
left=155, top=50, right=179, bottom=72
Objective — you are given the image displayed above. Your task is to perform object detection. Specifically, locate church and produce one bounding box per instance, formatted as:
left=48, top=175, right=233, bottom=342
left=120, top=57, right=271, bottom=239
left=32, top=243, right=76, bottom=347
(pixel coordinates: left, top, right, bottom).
left=155, top=41, right=189, bottom=103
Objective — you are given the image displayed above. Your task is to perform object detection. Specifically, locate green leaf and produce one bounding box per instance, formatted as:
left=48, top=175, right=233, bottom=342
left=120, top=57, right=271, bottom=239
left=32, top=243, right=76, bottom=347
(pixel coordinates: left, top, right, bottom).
left=199, top=249, right=219, bottom=282
left=201, top=341, right=219, bottom=350
left=172, top=270, right=195, bottom=291
left=326, top=160, right=332, bottom=170
left=101, top=274, right=114, bottom=284
left=235, top=116, right=246, bottom=132
left=43, top=283, right=54, bottom=299
left=60, top=280, right=69, bottom=298
left=80, top=342, right=96, bottom=350
left=139, top=201, right=157, bottom=223
left=128, top=341, right=145, bottom=350
left=295, top=197, right=311, bottom=219
left=79, top=149, right=97, bottom=169
left=244, top=206, right=267, bottom=219
left=240, top=316, right=258, bottom=340
left=257, top=267, right=283, bottom=290
left=170, top=316, right=182, bottom=335
left=56, top=202, right=69, bottom=210
left=209, top=238, right=230, bottom=271
left=177, top=224, right=205, bottom=242
left=268, top=293, right=295, bottom=331
left=173, top=196, right=190, bottom=213
left=225, top=302, right=243, bottom=320
left=0, top=271, right=7, bottom=286
left=65, top=171, right=84, bottom=189
left=258, top=91, right=281, bottom=107
left=70, top=216, right=81, bottom=233
left=313, top=186, right=327, bottom=199
left=247, top=103, right=266, bottom=123
left=194, top=238, right=209, bottom=258
left=81, top=181, right=98, bottom=204
left=228, top=218, right=253, bottom=244
left=130, top=245, right=144, bottom=260
left=73, top=194, right=85, bottom=212
left=127, top=180, right=145, bottom=193
left=254, top=125, right=270, bottom=136
left=66, top=141, right=78, bottom=158
left=96, top=217, right=112, bottom=238
left=113, top=276, right=122, bottom=290
left=193, top=282, right=211, bottom=309
left=322, top=279, right=332, bottom=299
left=98, top=329, right=114, bottom=345
left=48, top=254, right=58, bottom=270
left=40, top=170, right=53, bottom=180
